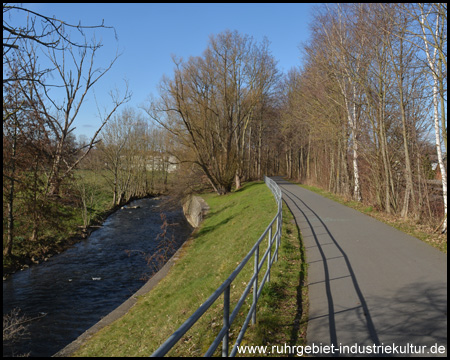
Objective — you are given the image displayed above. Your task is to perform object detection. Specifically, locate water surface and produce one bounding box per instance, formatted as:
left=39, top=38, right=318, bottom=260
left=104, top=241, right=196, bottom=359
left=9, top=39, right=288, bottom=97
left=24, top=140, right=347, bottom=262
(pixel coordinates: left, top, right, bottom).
left=3, top=197, right=192, bottom=357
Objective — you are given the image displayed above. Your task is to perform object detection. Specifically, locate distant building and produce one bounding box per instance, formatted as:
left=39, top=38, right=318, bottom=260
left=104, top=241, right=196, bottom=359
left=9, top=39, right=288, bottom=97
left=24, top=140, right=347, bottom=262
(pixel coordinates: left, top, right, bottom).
left=430, top=154, right=447, bottom=180
left=145, top=154, right=178, bottom=173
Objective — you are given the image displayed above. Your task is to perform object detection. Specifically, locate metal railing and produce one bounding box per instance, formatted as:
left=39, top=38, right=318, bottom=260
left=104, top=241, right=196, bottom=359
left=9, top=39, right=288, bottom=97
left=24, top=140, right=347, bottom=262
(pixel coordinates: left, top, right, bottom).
left=151, top=176, right=282, bottom=357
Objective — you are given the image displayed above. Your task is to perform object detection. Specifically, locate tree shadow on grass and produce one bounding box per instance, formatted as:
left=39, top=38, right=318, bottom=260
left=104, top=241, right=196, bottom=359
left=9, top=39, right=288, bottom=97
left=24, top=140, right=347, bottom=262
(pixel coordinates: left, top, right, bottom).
left=196, top=216, right=235, bottom=237
left=205, top=205, right=232, bottom=218
left=234, top=181, right=264, bottom=193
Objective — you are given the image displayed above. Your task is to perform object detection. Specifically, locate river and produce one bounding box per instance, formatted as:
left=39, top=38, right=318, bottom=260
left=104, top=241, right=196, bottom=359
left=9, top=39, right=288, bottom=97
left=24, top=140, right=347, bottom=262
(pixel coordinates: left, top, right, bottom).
left=2, top=196, right=192, bottom=357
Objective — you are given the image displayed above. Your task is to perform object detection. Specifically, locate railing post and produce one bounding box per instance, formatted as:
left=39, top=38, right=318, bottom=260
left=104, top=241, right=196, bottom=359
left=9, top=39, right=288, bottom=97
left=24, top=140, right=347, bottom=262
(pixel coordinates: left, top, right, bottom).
left=222, top=285, right=230, bottom=357
left=267, top=226, right=272, bottom=282
left=280, top=207, right=283, bottom=244
left=252, top=246, right=259, bottom=325
left=275, top=215, right=279, bottom=262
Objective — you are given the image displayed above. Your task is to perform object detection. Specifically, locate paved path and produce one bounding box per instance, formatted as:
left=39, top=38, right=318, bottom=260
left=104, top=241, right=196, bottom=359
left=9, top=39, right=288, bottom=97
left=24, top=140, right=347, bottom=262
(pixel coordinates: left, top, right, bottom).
left=273, top=177, right=447, bottom=357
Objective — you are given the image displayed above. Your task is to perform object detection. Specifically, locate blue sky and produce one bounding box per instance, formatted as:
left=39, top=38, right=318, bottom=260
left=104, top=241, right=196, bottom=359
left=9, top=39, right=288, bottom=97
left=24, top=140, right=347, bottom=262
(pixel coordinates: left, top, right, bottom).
left=9, top=3, right=316, bottom=139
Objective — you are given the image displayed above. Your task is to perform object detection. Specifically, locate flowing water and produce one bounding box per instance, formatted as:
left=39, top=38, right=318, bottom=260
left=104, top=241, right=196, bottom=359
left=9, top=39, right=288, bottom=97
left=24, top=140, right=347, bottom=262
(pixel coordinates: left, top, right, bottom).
left=3, top=196, right=192, bottom=357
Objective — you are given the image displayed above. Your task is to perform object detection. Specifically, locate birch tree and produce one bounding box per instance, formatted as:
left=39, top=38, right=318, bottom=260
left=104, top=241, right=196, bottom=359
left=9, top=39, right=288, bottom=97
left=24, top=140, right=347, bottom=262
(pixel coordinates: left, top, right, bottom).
left=316, top=4, right=364, bottom=201
left=417, top=3, right=447, bottom=232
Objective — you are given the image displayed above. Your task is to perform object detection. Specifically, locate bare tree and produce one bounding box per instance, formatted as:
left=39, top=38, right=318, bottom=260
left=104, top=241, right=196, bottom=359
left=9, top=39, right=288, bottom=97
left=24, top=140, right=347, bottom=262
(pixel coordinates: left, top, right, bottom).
left=315, top=4, right=366, bottom=202
left=98, top=107, right=166, bottom=206
left=3, top=4, right=129, bottom=196
left=9, top=36, right=131, bottom=196
left=99, top=108, right=138, bottom=206
left=417, top=4, right=447, bottom=233
left=3, top=68, right=53, bottom=254
left=384, top=3, right=447, bottom=231
left=3, top=4, right=130, bottom=261
left=3, top=3, right=116, bottom=84
left=144, top=30, right=278, bottom=195
left=284, top=3, right=441, bottom=231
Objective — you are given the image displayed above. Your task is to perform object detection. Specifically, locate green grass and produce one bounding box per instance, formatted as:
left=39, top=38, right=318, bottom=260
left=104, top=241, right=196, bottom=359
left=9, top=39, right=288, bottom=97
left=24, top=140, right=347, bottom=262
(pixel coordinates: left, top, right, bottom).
left=298, top=184, right=447, bottom=253
left=73, top=181, right=307, bottom=357
left=73, top=169, right=114, bottom=222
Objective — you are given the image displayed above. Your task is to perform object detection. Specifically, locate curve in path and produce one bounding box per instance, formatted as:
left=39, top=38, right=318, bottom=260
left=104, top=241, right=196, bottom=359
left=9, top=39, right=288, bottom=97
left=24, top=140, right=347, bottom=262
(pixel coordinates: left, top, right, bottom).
left=273, top=177, right=447, bottom=357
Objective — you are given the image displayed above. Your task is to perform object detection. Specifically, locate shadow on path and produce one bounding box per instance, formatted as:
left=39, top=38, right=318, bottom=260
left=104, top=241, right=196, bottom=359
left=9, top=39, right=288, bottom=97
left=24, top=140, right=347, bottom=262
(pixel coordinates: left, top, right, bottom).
left=274, top=178, right=380, bottom=354
left=287, top=212, right=307, bottom=356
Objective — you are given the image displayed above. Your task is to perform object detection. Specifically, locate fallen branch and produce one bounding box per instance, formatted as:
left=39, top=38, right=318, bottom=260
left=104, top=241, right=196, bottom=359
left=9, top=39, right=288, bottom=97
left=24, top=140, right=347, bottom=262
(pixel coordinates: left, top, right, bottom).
left=433, top=217, right=446, bottom=234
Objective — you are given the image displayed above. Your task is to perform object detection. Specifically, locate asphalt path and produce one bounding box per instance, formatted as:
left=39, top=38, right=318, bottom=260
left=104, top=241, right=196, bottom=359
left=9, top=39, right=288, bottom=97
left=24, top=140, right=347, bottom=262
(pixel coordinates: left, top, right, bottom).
left=273, top=177, right=447, bottom=357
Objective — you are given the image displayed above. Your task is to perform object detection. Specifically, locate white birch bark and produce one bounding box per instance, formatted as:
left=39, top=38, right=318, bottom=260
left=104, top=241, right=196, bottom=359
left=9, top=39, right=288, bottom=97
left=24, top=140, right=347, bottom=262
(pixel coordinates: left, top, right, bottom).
left=351, top=85, right=361, bottom=202
left=323, top=9, right=362, bottom=203
left=420, top=9, right=447, bottom=232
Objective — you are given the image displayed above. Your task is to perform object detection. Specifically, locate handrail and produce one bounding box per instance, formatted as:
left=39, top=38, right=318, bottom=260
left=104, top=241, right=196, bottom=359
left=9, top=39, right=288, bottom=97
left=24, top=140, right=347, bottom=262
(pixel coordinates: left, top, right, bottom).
left=151, top=176, right=282, bottom=357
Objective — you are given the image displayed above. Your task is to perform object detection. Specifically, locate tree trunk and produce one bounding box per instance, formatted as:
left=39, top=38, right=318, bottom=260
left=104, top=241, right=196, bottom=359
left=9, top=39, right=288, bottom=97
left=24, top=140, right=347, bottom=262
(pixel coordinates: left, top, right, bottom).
left=350, top=89, right=361, bottom=202
left=432, top=74, right=447, bottom=232
left=420, top=7, right=447, bottom=232
left=235, top=171, right=241, bottom=190
left=257, top=122, right=262, bottom=179
left=4, top=123, right=17, bottom=258
left=399, top=92, right=415, bottom=218
left=306, top=133, right=311, bottom=180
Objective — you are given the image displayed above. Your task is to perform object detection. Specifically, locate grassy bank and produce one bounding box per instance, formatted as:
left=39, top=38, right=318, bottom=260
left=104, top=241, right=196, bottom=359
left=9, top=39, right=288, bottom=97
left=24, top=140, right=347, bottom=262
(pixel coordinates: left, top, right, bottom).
left=73, top=181, right=307, bottom=356
left=298, top=183, right=447, bottom=253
